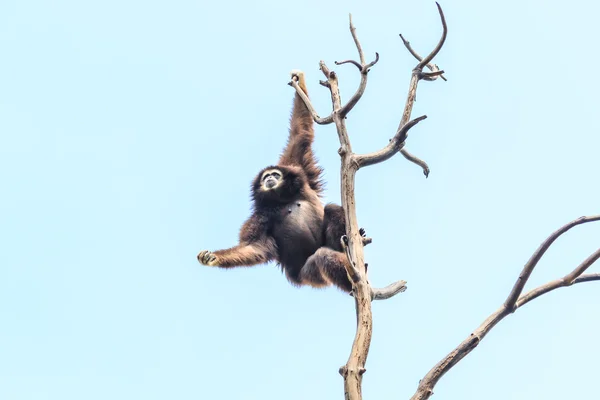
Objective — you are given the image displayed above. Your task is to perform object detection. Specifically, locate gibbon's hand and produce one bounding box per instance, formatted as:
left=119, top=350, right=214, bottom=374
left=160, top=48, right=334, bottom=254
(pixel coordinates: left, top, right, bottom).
left=290, top=69, right=305, bottom=84
left=197, top=250, right=219, bottom=266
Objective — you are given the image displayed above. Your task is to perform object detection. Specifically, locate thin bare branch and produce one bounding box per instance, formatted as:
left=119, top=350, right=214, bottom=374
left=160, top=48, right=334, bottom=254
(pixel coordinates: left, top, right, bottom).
left=349, top=13, right=365, bottom=65
left=517, top=249, right=600, bottom=307
left=418, top=2, right=448, bottom=69
left=563, top=248, right=600, bottom=283
left=400, top=149, right=430, bottom=177
left=504, top=215, right=600, bottom=311
left=355, top=115, right=427, bottom=168
left=335, top=59, right=363, bottom=71
left=399, top=33, right=447, bottom=81
left=371, top=280, right=407, bottom=300
left=411, top=219, right=600, bottom=400
left=338, top=53, right=379, bottom=119
left=572, top=272, right=600, bottom=283
left=319, top=60, right=333, bottom=79
left=420, top=70, right=445, bottom=81
left=335, top=52, right=380, bottom=73
left=336, top=17, right=380, bottom=119
left=364, top=52, right=380, bottom=70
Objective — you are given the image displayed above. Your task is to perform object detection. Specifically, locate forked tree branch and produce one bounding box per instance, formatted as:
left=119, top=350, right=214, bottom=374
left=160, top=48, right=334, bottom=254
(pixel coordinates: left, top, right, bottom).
left=504, top=215, right=600, bottom=311
left=287, top=14, right=379, bottom=127
left=410, top=215, right=600, bottom=400
left=355, top=115, right=427, bottom=167
left=399, top=35, right=447, bottom=81
left=393, top=2, right=448, bottom=176
left=289, top=5, right=447, bottom=400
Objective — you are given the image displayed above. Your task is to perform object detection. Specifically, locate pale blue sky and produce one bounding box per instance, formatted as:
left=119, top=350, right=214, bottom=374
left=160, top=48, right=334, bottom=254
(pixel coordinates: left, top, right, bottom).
left=1, top=0, right=599, bottom=399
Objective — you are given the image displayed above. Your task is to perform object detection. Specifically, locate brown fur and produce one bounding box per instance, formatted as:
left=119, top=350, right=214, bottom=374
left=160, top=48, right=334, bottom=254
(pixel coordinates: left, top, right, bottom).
left=278, top=74, right=324, bottom=195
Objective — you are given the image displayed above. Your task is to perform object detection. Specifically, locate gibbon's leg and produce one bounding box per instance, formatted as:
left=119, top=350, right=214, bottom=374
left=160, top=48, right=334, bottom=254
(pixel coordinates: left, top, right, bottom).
left=300, top=247, right=353, bottom=292
left=323, top=204, right=368, bottom=252
left=197, top=239, right=276, bottom=268
left=323, top=204, right=346, bottom=252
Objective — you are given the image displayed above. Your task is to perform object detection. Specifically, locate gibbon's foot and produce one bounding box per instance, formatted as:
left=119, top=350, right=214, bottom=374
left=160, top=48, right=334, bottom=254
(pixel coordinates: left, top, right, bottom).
left=197, top=250, right=219, bottom=266
left=359, top=228, right=373, bottom=246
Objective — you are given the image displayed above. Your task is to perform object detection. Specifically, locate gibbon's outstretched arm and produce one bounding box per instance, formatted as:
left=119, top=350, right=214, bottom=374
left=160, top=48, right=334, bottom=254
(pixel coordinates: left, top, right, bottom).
left=197, top=214, right=277, bottom=268
left=278, top=70, right=324, bottom=195
left=198, top=241, right=276, bottom=268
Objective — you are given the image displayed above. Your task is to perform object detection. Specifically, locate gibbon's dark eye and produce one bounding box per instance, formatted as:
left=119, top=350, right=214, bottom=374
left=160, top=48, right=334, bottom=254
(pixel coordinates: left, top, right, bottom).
left=272, top=172, right=281, bottom=179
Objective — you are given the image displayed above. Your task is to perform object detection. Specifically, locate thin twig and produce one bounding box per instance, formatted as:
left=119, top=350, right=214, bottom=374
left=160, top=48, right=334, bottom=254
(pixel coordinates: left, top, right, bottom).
left=371, top=280, right=408, bottom=300
left=400, top=149, right=430, bottom=177
left=328, top=15, right=380, bottom=120
left=564, top=249, right=600, bottom=283
left=355, top=116, right=427, bottom=168
left=337, top=51, right=379, bottom=118
left=504, top=215, right=600, bottom=311
left=364, top=52, right=380, bottom=70
left=399, top=33, right=447, bottom=81
left=335, top=59, right=363, bottom=71
left=418, top=2, right=448, bottom=70
left=420, top=70, right=446, bottom=81
left=335, top=52, right=380, bottom=73
left=572, top=272, right=600, bottom=283
left=349, top=13, right=365, bottom=65
left=517, top=249, right=600, bottom=307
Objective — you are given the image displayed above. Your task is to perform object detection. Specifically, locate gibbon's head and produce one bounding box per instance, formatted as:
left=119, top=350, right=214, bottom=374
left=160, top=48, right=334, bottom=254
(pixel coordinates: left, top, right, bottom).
left=252, top=165, right=306, bottom=206
left=260, top=168, right=283, bottom=191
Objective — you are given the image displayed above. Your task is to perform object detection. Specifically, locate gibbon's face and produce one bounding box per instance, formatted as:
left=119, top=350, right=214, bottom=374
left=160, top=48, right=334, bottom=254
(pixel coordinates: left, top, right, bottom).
left=260, top=169, right=283, bottom=192
left=252, top=165, right=304, bottom=207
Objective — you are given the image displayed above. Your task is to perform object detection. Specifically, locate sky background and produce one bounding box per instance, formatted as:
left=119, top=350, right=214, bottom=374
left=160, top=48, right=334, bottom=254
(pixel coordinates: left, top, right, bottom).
left=1, top=0, right=599, bottom=399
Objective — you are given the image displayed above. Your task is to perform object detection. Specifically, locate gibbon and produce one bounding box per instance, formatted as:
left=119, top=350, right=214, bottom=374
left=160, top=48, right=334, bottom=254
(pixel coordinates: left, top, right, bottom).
left=197, top=70, right=364, bottom=293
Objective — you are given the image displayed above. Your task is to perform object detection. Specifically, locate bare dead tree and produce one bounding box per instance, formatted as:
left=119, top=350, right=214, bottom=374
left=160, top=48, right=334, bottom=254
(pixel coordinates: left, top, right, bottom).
left=289, top=3, right=446, bottom=399
left=289, top=3, right=599, bottom=400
